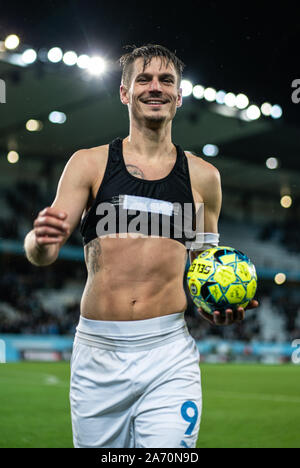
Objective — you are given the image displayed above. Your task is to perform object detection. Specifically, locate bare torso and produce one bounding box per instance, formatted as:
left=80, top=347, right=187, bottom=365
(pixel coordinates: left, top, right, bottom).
left=80, top=142, right=203, bottom=321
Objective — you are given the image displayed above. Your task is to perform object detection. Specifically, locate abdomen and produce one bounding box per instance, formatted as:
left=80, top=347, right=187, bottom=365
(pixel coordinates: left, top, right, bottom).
left=81, top=236, right=188, bottom=320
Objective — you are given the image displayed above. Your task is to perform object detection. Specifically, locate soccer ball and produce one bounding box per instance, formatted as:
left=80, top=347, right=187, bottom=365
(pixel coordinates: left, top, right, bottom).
left=187, top=246, right=257, bottom=314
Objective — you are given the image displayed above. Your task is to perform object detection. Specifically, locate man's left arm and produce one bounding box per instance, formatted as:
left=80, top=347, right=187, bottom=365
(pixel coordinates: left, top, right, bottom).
left=189, top=161, right=259, bottom=326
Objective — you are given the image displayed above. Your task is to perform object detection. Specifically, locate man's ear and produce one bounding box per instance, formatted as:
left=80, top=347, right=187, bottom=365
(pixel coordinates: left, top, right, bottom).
left=177, top=88, right=183, bottom=108
left=120, top=84, right=129, bottom=105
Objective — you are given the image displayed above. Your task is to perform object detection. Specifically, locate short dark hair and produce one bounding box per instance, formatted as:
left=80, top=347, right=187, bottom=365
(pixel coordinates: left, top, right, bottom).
left=119, top=44, right=185, bottom=89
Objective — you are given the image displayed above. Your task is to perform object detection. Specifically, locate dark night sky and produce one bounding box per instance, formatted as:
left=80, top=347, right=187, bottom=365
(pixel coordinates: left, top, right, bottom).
left=1, top=0, right=299, bottom=123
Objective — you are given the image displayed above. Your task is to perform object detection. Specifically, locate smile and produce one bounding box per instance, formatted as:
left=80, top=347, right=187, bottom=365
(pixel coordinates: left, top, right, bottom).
left=141, top=99, right=168, bottom=106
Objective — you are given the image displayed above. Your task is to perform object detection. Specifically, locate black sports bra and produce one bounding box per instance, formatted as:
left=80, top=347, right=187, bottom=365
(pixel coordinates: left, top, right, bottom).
left=80, top=138, right=196, bottom=247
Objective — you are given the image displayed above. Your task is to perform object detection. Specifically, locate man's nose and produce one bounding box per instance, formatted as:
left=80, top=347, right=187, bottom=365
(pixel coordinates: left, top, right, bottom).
left=149, top=78, right=162, bottom=92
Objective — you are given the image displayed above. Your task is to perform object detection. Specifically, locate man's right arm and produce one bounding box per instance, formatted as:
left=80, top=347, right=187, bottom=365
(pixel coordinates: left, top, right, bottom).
left=24, top=148, right=96, bottom=267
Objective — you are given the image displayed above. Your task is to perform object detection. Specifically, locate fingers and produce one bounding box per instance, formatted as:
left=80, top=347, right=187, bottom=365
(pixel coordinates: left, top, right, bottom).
left=197, top=308, right=216, bottom=325
left=198, top=307, right=245, bottom=326
left=39, top=206, right=68, bottom=219
left=34, top=207, right=70, bottom=246
left=36, top=236, right=65, bottom=246
left=214, top=307, right=245, bottom=325
left=246, top=299, right=259, bottom=309
left=198, top=300, right=259, bottom=326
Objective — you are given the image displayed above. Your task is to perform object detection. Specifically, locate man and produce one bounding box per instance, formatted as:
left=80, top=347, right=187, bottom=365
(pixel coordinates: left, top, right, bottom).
left=24, top=44, right=258, bottom=448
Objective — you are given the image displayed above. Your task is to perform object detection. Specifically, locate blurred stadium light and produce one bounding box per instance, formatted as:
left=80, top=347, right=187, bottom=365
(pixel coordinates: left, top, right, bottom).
left=21, top=49, right=37, bottom=65
left=48, top=47, right=63, bottom=63
left=181, top=79, right=193, bottom=97
left=63, top=51, right=78, bottom=66
left=4, top=34, right=20, bottom=50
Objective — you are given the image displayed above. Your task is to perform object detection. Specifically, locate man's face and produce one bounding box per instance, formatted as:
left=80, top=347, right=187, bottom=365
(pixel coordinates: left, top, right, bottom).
left=120, top=57, right=182, bottom=127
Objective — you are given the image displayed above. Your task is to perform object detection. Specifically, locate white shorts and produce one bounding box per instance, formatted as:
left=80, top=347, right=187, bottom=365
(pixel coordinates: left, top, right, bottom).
left=70, top=313, right=202, bottom=448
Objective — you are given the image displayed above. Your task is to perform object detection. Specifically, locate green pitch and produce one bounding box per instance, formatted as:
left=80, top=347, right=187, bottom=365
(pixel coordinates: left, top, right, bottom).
left=0, top=362, right=299, bottom=448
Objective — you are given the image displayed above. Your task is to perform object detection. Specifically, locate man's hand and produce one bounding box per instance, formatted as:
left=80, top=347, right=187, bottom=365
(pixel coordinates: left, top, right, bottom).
left=33, top=207, right=70, bottom=247
left=25, top=207, right=71, bottom=267
left=197, top=299, right=259, bottom=326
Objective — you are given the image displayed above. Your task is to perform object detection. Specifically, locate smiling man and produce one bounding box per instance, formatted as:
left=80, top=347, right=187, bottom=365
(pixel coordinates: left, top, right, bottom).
left=24, top=44, right=258, bottom=448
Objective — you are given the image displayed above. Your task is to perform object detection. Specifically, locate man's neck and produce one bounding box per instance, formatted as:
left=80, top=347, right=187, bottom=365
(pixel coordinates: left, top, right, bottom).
left=125, top=121, right=175, bottom=160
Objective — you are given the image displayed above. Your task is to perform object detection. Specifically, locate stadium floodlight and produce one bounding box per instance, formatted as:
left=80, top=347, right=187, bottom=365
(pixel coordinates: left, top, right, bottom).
left=274, top=272, right=286, bottom=285
left=63, top=51, right=78, bottom=66
left=26, top=119, right=43, bottom=132
left=246, top=105, right=261, bottom=120
left=192, top=85, right=205, bottom=99
left=7, top=150, right=19, bottom=163
left=48, top=47, right=63, bottom=63
left=236, top=93, right=249, bottom=109
left=202, top=144, right=219, bottom=157
left=181, top=80, right=193, bottom=97
left=261, top=102, right=272, bottom=116
left=87, top=56, right=106, bottom=75
left=49, top=111, right=67, bottom=124
left=271, top=104, right=283, bottom=119
left=21, top=49, right=37, bottom=65
left=266, top=157, right=279, bottom=170
left=77, top=54, right=91, bottom=69
left=204, top=87, right=217, bottom=102
left=224, top=92, right=236, bottom=107
left=216, top=90, right=226, bottom=104
left=280, top=195, right=292, bottom=209
left=4, top=34, right=20, bottom=50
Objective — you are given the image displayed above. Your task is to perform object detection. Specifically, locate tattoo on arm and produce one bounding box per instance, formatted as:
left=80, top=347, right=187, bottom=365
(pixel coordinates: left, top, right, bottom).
left=86, top=238, right=102, bottom=274
left=126, top=164, right=145, bottom=179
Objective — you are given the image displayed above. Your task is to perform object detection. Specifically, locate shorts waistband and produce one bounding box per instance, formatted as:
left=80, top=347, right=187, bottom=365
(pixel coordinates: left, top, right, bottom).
left=74, top=313, right=188, bottom=352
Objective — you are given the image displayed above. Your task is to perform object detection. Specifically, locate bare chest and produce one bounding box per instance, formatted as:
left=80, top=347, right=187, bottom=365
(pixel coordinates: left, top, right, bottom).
left=124, top=158, right=175, bottom=181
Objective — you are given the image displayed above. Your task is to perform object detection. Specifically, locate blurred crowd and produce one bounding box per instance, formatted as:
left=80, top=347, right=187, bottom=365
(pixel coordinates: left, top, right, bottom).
left=0, top=178, right=299, bottom=342
left=0, top=256, right=299, bottom=344
left=0, top=180, right=82, bottom=246
left=259, top=220, right=300, bottom=254
left=0, top=259, right=83, bottom=335
left=0, top=179, right=299, bottom=253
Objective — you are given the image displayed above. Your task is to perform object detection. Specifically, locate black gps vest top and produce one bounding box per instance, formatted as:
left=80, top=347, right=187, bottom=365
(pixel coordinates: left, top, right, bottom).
left=80, top=138, right=196, bottom=247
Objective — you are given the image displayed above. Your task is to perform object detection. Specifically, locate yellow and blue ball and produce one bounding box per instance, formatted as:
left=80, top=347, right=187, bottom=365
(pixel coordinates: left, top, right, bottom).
left=187, top=246, right=257, bottom=314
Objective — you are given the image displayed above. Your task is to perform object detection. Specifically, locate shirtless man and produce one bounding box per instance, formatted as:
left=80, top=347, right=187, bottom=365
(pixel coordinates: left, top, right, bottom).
left=24, top=44, right=258, bottom=448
